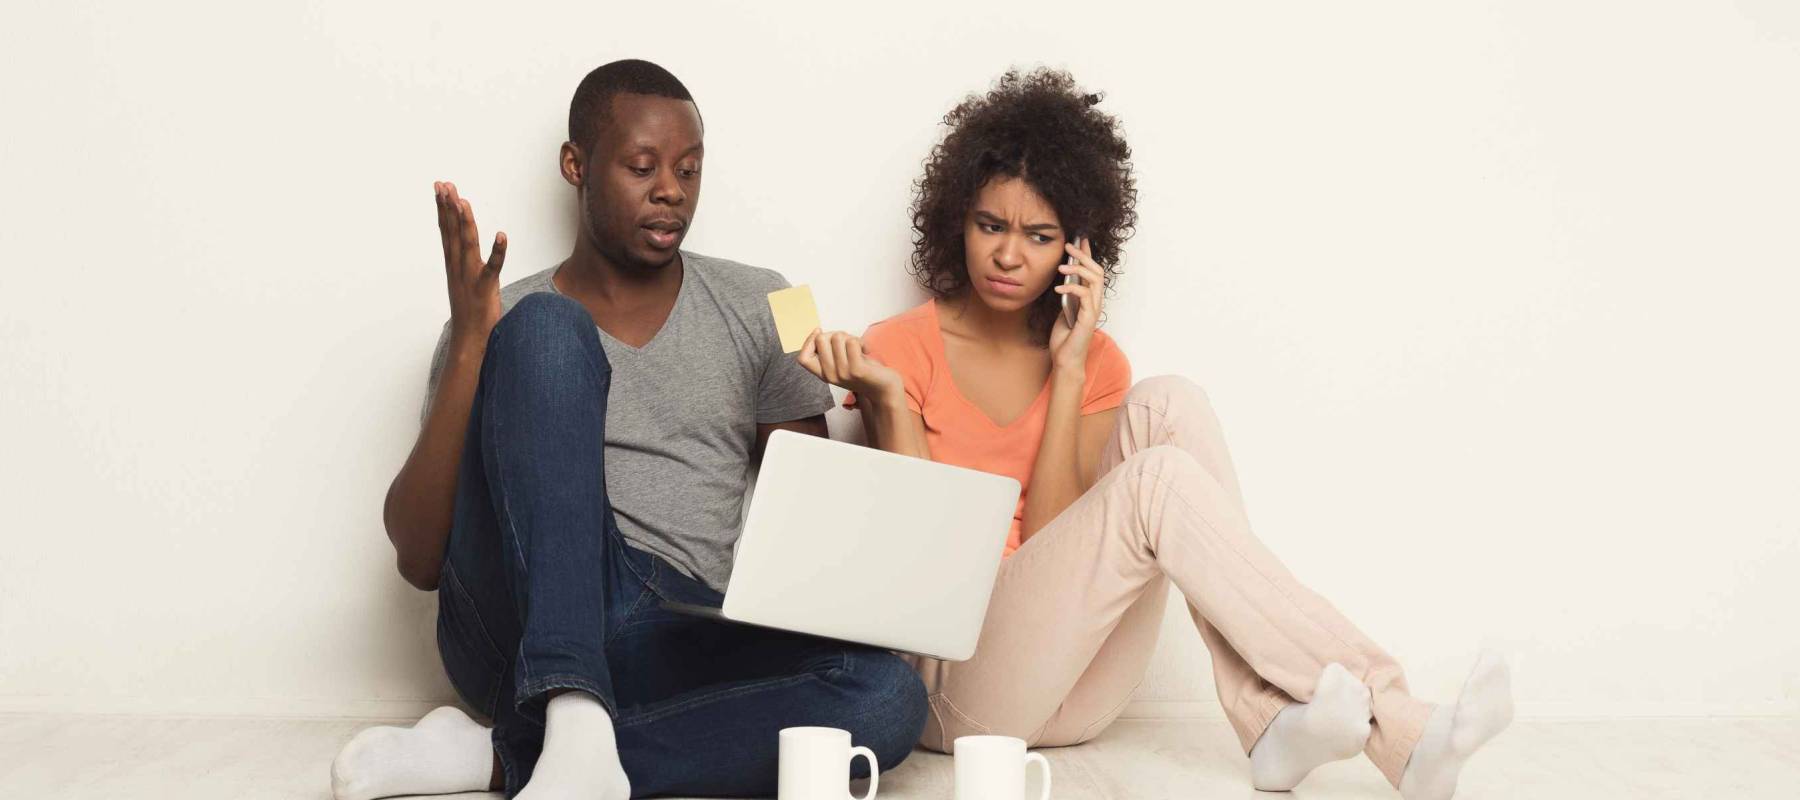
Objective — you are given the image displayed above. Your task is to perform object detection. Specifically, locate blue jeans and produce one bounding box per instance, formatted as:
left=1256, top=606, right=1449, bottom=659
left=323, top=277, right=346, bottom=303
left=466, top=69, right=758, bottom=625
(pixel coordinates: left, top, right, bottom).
left=434, top=293, right=928, bottom=798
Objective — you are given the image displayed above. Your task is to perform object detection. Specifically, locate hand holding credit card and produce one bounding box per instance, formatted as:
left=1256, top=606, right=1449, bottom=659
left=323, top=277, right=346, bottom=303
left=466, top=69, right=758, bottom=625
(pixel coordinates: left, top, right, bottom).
left=779, top=286, right=907, bottom=402
left=768, top=285, right=822, bottom=353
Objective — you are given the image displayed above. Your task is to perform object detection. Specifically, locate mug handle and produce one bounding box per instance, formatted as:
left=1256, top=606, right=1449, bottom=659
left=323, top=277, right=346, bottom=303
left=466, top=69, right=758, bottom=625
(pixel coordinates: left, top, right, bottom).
left=1025, top=751, right=1052, bottom=800
left=848, top=745, right=879, bottom=800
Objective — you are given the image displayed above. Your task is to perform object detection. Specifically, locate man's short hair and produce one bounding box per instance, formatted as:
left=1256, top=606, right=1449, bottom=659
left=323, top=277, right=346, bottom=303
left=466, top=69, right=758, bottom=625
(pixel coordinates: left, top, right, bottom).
left=567, top=59, right=698, bottom=152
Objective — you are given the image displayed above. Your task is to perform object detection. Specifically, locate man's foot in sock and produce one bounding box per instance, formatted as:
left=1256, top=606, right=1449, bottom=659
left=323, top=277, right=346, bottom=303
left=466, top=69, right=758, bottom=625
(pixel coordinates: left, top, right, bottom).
left=1399, top=650, right=1515, bottom=800
left=331, top=705, right=495, bottom=800
left=516, top=689, right=631, bottom=800
left=1248, top=662, right=1373, bottom=791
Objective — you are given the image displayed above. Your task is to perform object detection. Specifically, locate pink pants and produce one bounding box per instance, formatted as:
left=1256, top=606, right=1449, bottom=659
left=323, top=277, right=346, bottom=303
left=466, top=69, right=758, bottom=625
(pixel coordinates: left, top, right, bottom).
left=907, top=376, right=1436, bottom=788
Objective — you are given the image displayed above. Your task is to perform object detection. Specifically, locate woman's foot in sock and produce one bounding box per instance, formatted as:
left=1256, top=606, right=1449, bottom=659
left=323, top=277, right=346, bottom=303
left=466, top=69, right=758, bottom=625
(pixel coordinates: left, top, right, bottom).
left=1398, top=650, right=1515, bottom=800
left=516, top=689, right=631, bottom=800
left=331, top=705, right=494, bottom=800
left=1248, top=662, right=1373, bottom=791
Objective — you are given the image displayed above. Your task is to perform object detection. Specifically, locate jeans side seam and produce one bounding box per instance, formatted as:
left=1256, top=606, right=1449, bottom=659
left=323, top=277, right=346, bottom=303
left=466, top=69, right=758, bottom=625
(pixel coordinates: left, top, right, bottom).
left=443, top=562, right=511, bottom=677
left=612, top=672, right=823, bottom=729
left=481, top=350, right=535, bottom=684
left=606, top=577, right=659, bottom=647
left=436, top=612, right=504, bottom=718
left=618, top=537, right=659, bottom=588
left=493, top=735, right=519, bottom=799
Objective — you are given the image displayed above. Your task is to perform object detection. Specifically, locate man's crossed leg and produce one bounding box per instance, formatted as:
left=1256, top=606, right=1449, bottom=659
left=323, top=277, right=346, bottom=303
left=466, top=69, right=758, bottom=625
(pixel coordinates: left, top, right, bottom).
left=338, top=294, right=926, bottom=799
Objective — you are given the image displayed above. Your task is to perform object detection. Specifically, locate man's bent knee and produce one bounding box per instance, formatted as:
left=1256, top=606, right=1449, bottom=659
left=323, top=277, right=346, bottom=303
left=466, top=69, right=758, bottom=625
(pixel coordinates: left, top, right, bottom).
left=486, top=293, right=609, bottom=387
left=491, top=293, right=604, bottom=358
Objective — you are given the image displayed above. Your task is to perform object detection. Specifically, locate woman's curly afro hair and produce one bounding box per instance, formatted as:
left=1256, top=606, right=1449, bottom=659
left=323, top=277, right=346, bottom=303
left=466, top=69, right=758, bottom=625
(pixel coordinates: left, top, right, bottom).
left=909, top=67, right=1138, bottom=343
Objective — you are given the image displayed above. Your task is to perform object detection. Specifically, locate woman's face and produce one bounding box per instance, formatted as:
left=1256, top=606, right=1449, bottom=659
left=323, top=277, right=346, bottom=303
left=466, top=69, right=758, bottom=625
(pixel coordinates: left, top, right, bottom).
left=962, top=177, right=1068, bottom=316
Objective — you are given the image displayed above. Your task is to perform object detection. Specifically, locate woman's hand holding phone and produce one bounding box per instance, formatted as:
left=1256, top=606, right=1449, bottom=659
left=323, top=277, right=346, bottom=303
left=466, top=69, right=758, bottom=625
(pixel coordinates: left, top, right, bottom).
left=1050, top=236, right=1103, bottom=373
left=797, top=329, right=905, bottom=405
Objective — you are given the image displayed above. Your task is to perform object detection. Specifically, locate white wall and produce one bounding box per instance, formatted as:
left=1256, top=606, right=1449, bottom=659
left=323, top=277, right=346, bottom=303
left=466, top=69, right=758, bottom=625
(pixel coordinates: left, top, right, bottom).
left=3, top=0, right=1796, bottom=721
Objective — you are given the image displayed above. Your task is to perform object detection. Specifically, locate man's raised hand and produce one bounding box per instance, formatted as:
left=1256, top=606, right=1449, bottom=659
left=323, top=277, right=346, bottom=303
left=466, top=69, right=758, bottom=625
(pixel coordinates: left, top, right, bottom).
left=434, top=181, right=507, bottom=346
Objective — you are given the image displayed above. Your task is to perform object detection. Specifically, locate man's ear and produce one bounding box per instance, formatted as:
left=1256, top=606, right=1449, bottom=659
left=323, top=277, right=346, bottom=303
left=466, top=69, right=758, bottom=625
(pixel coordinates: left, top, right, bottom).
left=559, top=141, right=584, bottom=188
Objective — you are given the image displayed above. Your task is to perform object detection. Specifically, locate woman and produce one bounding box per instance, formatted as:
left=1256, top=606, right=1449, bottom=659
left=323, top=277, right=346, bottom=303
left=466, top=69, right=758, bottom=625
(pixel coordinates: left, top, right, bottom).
left=797, top=68, right=1513, bottom=799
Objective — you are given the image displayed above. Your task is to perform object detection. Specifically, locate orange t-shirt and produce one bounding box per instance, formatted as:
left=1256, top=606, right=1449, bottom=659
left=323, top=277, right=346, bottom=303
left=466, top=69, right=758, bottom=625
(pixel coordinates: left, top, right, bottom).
left=844, top=299, right=1132, bottom=556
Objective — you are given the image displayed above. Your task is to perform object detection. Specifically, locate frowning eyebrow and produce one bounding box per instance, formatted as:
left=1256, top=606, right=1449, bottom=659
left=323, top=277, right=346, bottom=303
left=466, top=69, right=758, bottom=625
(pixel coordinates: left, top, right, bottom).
left=974, top=210, right=1060, bottom=232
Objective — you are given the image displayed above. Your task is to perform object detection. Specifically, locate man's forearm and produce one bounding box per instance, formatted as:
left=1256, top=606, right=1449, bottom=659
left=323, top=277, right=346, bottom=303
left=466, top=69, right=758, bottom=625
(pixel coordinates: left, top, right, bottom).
left=384, top=337, right=486, bottom=590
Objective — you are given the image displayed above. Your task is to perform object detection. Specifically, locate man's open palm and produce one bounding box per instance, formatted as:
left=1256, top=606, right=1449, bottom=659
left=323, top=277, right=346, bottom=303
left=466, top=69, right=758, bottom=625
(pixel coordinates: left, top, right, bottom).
left=434, top=181, right=507, bottom=344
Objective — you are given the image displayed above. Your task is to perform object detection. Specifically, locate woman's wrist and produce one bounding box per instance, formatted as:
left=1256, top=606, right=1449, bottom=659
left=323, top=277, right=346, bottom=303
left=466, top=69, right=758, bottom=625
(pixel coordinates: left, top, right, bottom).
left=1050, top=360, right=1087, bottom=386
left=860, top=379, right=909, bottom=412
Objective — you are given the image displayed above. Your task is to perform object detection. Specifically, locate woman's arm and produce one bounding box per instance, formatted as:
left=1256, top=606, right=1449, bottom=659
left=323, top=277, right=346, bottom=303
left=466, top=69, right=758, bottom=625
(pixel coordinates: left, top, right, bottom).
left=858, top=391, right=932, bottom=461
left=1020, top=372, right=1099, bottom=542
left=795, top=328, right=931, bottom=460
left=1020, top=238, right=1116, bottom=544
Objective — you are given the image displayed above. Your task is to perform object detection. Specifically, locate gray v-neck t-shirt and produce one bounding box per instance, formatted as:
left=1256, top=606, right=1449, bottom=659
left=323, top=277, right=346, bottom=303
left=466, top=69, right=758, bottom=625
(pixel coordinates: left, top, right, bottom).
left=419, top=250, right=834, bottom=591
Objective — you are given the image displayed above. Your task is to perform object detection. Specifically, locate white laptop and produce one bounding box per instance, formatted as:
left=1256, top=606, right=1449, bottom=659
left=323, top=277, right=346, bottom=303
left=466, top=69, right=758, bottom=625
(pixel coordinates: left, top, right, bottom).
left=662, top=429, right=1020, bottom=661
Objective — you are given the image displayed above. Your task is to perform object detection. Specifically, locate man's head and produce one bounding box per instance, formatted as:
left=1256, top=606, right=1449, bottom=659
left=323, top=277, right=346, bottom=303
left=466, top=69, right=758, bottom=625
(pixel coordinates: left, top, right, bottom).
left=560, top=59, right=704, bottom=272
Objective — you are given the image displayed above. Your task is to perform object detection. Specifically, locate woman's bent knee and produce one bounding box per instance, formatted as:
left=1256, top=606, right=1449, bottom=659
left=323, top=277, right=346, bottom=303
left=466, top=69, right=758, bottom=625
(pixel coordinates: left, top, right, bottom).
left=1119, top=444, right=1205, bottom=484
left=1126, top=374, right=1211, bottom=412
left=918, top=692, right=988, bottom=753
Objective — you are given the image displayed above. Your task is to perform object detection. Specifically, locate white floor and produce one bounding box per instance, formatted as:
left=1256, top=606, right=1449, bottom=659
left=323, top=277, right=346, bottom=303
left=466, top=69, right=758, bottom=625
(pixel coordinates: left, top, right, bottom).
left=3, top=713, right=1796, bottom=799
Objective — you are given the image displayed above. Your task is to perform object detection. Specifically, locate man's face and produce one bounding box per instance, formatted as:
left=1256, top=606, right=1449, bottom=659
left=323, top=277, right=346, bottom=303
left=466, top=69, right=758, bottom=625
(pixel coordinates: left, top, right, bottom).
left=568, top=93, right=704, bottom=271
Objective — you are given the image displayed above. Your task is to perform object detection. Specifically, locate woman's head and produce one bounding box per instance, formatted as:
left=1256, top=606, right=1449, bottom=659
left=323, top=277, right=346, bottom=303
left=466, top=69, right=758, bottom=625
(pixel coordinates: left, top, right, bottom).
left=909, top=68, right=1138, bottom=341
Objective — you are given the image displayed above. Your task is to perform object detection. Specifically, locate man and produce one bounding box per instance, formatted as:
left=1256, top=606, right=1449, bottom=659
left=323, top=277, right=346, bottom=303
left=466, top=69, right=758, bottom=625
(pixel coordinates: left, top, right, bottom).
left=331, top=59, right=927, bottom=800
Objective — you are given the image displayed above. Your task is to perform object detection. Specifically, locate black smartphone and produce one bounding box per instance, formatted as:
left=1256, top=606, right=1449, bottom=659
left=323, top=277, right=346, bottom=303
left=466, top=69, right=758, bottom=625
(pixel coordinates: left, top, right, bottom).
left=1060, top=232, right=1084, bottom=327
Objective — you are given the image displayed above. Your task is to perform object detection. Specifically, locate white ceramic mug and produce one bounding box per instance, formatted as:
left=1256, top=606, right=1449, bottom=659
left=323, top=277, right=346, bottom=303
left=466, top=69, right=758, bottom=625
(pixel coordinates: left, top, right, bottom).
left=779, top=726, right=879, bottom=800
left=953, top=735, right=1051, bottom=800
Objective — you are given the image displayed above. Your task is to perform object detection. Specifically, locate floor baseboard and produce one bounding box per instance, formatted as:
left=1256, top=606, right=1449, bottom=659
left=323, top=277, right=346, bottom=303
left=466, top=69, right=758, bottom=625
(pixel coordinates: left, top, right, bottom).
left=3, top=695, right=1795, bottom=721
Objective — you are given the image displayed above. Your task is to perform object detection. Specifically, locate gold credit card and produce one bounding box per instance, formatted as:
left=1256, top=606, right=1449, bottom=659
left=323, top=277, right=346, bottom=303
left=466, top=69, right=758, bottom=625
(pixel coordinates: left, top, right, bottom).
left=768, top=285, right=822, bottom=353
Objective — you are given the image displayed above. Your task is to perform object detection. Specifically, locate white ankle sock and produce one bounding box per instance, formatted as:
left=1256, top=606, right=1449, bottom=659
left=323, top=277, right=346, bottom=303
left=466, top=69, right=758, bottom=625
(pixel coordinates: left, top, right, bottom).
left=1248, top=662, right=1373, bottom=791
left=1399, top=650, right=1515, bottom=800
left=331, top=705, right=494, bottom=800
left=516, top=689, right=631, bottom=800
